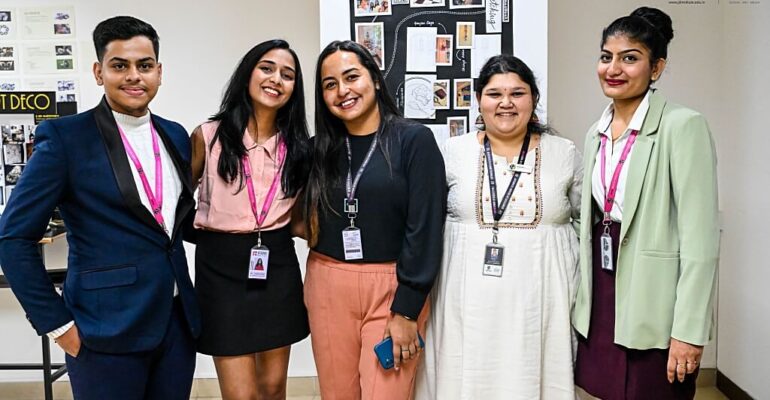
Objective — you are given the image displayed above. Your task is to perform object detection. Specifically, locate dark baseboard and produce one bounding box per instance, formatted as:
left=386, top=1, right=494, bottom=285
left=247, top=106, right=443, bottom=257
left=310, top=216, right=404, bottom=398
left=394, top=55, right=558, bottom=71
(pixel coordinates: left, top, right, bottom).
left=717, top=369, right=754, bottom=400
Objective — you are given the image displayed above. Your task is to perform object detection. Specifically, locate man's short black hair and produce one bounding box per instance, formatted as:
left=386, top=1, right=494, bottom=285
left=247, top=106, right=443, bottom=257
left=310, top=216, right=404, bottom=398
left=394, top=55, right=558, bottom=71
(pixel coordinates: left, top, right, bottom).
left=93, top=16, right=159, bottom=62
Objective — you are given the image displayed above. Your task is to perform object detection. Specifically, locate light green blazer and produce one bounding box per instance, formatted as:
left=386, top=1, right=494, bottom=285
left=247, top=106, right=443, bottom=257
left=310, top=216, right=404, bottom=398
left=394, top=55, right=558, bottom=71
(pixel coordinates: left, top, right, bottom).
left=572, top=91, right=720, bottom=349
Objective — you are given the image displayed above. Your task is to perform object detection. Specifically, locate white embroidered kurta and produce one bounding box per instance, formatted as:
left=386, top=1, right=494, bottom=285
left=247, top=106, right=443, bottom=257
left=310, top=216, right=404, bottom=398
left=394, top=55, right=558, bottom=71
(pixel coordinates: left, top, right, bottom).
left=415, top=132, right=582, bottom=400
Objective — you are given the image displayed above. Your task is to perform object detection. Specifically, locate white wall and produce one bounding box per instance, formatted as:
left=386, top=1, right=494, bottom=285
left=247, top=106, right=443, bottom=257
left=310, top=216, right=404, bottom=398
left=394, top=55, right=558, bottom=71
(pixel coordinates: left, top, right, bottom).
left=0, top=0, right=320, bottom=381
left=715, top=3, right=770, bottom=399
left=549, top=0, right=770, bottom=393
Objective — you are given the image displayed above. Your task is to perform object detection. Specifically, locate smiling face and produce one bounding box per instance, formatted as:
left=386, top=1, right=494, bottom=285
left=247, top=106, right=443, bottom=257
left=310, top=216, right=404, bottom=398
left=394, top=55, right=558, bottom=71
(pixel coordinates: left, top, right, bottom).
left=320, top=50, right=381, bottom=134
left=477, top=72, right=534, bottom=138
left=598, top=34, right=665, bottom=102
left=93, top=35, right=161, bottom=117
left=249, top=48, right=296, bottom=112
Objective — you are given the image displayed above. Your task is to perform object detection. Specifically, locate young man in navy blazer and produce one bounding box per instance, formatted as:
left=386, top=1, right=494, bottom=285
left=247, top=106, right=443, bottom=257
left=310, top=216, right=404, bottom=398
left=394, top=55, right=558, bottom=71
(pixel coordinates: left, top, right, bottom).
left=0, top=16, right=200, bottom=399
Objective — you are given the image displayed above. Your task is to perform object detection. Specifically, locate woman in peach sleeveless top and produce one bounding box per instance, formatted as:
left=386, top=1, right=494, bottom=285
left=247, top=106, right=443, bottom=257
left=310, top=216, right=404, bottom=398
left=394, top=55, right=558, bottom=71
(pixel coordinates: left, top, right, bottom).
left=190, top=39, right=311, bottom=400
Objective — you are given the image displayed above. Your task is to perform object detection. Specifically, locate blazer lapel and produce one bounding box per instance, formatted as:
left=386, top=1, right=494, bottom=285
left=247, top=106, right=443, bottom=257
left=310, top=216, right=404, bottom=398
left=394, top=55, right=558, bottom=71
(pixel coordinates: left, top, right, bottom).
left=93, top=97, right=166, bottom=234
left=150, top=117, right=194, bottom=241
left=619, top=92, right=666, bottom=240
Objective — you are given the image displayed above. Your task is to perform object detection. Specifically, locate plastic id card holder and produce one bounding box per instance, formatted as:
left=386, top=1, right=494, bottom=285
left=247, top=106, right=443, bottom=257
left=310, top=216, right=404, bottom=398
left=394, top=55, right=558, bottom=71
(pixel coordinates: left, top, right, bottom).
left=248, top=246, right=269, bottom=279
left=342, top=227, right=363, bottom=260
left=483, top=243, right=505, bottom=277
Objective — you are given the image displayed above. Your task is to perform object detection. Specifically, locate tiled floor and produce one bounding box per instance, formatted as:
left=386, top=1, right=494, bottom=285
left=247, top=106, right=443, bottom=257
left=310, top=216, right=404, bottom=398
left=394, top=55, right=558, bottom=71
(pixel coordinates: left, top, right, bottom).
left=0, top=378, right=729, bottom=399
left=694, top=386, right=730, bottom=400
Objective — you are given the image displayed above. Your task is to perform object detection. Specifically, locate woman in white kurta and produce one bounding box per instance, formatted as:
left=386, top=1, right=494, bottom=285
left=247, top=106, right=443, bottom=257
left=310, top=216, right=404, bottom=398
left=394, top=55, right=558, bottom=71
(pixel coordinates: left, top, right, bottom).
left=416, top=55, right=582, bottom=400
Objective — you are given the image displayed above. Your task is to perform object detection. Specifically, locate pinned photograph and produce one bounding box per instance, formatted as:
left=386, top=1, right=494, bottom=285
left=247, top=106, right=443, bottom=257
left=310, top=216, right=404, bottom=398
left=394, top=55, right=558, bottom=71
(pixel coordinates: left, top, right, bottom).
left=54, top=24, right=71, bottom=35
left=24, top=125, right=35, bottom=142
left=0, top=82, right=16, bottom=91
left=450, top=0, right=485, bottom=9
left=355, top=22, right=385, bottom=70
left=0, top=11, right=10, bottom=22
left=55, top=45, right=72, bottom=56
left=57, top=93, right=77, bottom=102
left=436, top=35, right=453, bottom=66
left=0, top=60, right=14, bottom=71
left=454, top=78, right=473, bottom=109
left=353, top=0, right=392, bottom=17
left=58, top=80, right=76, bottom=91
left=410, top=0, right=446, bottom=7
left=2, top=125, right=24, bottom=143
left=456, top=22, right=475, bottom=49
left=24, top=125, right=35, bottom=161
left=434, top=79, right=450, bottom=110
left=56, top=58, right=73, bottom=70
left=447, top=116, right=468, bottom=137
left=0, top=46, right=13, bottom=57
left=4, top=165, right=23, bottom=185
left=54, top=12, right=70, bottom=20
left=3, top=143, right=23, bottom=164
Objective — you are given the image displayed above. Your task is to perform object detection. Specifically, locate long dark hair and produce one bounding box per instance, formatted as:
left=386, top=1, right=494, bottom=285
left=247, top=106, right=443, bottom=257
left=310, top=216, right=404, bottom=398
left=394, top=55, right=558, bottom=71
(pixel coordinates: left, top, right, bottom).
left=304, top=40, right=402, bottom=245
left=210, top=39, right=310, bottom=197
left=475, top=54, right=550, bottom=134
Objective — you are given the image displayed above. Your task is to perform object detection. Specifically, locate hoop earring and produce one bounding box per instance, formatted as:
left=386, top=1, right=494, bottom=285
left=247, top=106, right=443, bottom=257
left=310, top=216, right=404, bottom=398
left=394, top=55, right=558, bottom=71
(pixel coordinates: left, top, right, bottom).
left=475, top=112, right=486, bottom=131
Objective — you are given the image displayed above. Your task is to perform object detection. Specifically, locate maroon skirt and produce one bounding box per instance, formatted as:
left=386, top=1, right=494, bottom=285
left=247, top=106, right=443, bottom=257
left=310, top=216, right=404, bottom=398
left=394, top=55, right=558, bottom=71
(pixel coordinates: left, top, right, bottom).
left=574, top=221, right=698, bottom=400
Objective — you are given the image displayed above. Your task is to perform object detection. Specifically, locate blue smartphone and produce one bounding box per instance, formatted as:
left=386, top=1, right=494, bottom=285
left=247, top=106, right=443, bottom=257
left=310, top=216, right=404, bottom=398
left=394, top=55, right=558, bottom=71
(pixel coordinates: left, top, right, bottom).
left=373, top=334, right=425, bottom=369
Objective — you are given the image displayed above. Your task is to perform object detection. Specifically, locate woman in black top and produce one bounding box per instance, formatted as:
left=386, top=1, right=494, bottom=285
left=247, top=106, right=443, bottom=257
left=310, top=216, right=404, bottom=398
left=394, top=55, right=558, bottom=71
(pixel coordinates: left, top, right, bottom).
left=301, top=40, right=446, bottom=399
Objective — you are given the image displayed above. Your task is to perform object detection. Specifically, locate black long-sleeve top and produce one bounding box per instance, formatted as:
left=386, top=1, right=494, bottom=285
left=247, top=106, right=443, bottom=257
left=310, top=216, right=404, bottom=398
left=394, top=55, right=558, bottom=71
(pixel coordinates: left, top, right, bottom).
left=314, top=121, right=447, bottom=319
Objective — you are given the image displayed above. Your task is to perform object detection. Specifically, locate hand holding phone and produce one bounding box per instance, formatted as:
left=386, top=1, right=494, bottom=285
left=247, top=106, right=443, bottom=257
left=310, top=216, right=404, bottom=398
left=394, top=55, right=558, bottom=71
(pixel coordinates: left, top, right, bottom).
left=373, top=333, right=425, bottom=370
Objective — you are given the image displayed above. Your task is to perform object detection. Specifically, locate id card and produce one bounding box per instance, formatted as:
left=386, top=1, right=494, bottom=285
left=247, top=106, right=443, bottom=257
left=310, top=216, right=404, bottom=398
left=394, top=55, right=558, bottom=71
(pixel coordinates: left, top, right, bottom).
left=600, top=233, right=614, bottom=272
left=509, top=163, right=534, bottom=174
left=248, top=245, right=270, bottom=279
left=483, top=243, right=505, bottom=277
left=342, top=227, right=363, bottom=260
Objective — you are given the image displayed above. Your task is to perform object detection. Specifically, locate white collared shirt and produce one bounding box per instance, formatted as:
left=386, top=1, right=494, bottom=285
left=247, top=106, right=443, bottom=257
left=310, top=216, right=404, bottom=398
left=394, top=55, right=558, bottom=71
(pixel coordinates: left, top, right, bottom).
left=591, top=90, right=651, bottom=222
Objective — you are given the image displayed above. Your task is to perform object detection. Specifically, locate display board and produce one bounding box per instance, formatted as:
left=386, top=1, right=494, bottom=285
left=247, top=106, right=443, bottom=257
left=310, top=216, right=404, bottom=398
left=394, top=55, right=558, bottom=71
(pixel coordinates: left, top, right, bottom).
left=0, top=91, right=75, bottom=212
left=348, top=0, right=514, bottom=143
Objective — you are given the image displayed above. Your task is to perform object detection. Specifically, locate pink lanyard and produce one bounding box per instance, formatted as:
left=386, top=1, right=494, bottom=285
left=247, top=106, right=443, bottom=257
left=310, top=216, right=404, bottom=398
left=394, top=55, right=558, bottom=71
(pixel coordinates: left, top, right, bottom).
left=242, top=139, right=287, bottom=240
left=118, top=122, right=166, bottom=232
left=599, top=130, right=638, bottom=224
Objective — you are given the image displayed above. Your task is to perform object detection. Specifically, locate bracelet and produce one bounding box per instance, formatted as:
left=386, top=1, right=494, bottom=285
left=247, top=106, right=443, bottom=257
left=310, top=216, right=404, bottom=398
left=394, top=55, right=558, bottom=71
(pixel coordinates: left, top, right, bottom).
left=397, top=313, right=413, bottom=321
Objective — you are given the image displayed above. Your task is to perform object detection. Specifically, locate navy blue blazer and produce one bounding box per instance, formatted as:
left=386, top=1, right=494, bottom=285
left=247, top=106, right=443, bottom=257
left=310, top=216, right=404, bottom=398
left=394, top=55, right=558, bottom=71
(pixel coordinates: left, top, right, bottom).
left=0, top=98, right=201, bottom=353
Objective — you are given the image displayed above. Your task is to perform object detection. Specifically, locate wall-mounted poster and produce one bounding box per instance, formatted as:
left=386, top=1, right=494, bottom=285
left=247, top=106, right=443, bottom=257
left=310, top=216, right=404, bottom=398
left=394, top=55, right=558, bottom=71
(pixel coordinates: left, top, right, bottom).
left=347, top=0, right=513, bottom=141
left=0, top=9, right=17, bottom=40
left=0, top=91, right=73, bottom=213
left=20, top=6, right=75, bottom=39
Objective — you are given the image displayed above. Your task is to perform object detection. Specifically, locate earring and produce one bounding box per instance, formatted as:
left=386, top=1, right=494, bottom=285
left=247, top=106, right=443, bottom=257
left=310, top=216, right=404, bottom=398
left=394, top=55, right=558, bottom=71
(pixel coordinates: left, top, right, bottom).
left=475, top=113, right=486, bottom=131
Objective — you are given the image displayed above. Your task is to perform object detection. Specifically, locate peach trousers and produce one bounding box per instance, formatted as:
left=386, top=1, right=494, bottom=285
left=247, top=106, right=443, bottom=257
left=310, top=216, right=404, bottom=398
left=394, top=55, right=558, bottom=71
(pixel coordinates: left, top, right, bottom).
left=304, top=251, right=429, bottom=400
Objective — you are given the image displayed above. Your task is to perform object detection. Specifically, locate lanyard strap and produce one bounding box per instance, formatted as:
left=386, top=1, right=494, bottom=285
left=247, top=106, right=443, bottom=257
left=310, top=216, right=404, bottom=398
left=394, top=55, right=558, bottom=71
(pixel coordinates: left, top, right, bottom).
left=344, top=133, right=379, bottom=206
left=599, top=130, right=638, bottom=223
left=118, top=122, right=166, bottom=232
left=242, top=139, right=288, bottom=232
left=483, top=133, right=531, bottom=225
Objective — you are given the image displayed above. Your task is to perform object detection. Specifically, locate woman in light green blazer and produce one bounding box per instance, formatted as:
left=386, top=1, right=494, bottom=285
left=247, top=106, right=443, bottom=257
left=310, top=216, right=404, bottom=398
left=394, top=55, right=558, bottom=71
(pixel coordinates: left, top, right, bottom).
left=572, top=7, right=719, bottom=400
